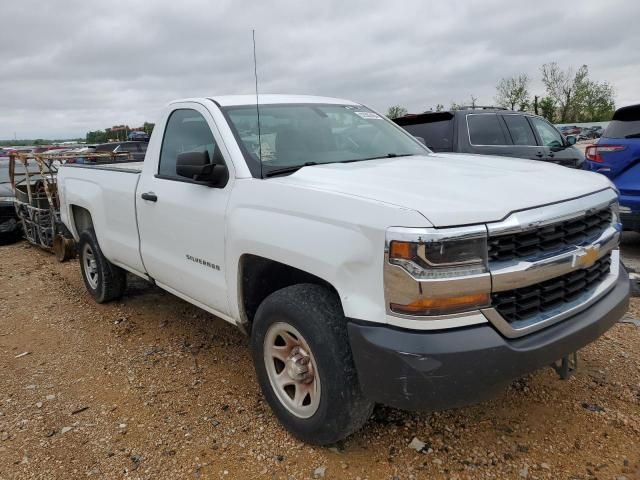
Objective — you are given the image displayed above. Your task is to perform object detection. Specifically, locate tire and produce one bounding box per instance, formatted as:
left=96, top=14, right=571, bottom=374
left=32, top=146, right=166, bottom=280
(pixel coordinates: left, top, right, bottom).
left=78, top=229, right=126, bottom=303
left=251, top=283, right=373, bottom=445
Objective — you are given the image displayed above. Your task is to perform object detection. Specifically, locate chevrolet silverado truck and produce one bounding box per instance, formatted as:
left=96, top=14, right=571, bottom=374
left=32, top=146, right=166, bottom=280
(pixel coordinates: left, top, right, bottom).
left=57, top=95, right=629, bottom=444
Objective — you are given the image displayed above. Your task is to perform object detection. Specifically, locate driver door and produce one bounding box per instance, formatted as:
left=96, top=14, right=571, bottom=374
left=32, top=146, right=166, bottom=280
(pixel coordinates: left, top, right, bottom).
left=136, top=104, right=232, bottom=316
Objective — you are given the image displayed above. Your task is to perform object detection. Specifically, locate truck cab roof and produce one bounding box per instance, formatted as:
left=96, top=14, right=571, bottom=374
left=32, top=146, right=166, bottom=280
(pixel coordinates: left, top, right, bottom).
left=171, top=94, right=361, bottom=107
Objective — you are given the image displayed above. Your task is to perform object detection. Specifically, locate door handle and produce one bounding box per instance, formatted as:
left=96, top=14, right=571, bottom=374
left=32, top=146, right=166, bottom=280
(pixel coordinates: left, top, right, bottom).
left=535, top=152, right=544, bottom=158
left=141, top=192, right=158, bottom=202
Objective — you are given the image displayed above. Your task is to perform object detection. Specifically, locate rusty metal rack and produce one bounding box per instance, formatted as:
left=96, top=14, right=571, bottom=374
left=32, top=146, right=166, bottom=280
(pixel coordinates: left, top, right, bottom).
left=9, top=151, right=131, bottom=261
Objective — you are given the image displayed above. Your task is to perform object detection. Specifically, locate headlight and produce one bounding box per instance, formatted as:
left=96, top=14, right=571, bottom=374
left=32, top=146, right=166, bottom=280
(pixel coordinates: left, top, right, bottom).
left=385, top=226, right=490, bottom=316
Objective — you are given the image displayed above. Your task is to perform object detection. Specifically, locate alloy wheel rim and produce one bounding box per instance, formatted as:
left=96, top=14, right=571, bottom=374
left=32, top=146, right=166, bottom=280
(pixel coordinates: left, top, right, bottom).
left=263, top=322, right=321, bottom=418
left=82, top=243, right=99, bottom=289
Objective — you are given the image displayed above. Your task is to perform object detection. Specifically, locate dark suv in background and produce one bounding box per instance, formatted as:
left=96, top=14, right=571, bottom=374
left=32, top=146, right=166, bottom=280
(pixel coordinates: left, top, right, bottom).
left=394, top=107, right=585, bottom=168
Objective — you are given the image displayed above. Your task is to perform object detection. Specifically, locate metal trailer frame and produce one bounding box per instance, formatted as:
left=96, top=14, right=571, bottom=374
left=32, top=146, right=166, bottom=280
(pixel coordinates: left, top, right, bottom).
left=9, top=151, right=131, bottom=261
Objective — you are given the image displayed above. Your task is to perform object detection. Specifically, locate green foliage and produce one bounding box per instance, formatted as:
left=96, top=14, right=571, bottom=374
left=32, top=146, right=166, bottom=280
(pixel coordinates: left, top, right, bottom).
left=496, top=63, right=616, bottom=123
left=86, top=130, right=108, bottom=144
left=85, top=122, right=155, bottom=144
left=435, top=104, right=444, bottom=112
left=386, top=105, right=408, bottom=119
left=574, top=80, right=615, bottom=122
left=143, top=122, right=155, bottom=135
left=538, top=97, right=556, bottom=123
left=496, top=75, right=530, bottom=111
left=539, top=63, right=614, bottom=123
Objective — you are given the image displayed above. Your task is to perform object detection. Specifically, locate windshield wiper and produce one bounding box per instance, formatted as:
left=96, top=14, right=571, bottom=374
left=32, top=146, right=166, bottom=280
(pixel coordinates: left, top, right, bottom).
left=263, top=162, right=318, bottom=178
left=347, top=153, right=416, bottom=162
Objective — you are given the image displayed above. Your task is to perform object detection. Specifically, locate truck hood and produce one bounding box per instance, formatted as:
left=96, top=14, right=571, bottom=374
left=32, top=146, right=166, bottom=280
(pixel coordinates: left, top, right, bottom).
left=274, top=153, right=612, bottom=227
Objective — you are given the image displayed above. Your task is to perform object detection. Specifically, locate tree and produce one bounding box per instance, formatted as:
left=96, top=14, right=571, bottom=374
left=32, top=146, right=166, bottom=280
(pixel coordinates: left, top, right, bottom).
left=538, top=97, right=556, bottom=123
left=435, top=104, right=444, bottom=112
left=386, top=105, right=408, bottom=119
left=86, top=130, right=107, bottom=144
left=540, top=63, right=615, bottom=123
left=541, top=63, right=588, bottom=123
left=575, top=80, right=615, bottom=122
left=495, top=74, right=530, bottom=111
left=142, top=122, right=155, bottom=135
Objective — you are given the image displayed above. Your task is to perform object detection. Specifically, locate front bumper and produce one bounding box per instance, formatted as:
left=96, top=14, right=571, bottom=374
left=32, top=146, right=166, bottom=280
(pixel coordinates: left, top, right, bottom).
left=620, top=210, right=640, bottom=231
left=348, top=263, right=629, bottom=411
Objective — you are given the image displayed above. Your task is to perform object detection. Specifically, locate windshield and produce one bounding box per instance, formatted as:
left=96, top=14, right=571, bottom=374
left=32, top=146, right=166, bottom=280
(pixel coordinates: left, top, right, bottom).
left=223, top=103, right=429, bottom=177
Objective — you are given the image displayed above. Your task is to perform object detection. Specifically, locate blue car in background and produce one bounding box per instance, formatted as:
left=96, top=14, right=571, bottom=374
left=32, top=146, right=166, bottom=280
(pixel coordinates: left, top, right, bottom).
left=585, top=104, right=640, bottom=230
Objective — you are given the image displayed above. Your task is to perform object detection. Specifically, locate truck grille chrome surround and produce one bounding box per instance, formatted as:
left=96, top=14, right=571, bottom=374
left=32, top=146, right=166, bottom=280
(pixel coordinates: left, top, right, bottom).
left=488, top=208, right=612, bottom=261
left=491, top=253, right=612, bottom=323
left=483, top=249, right=620, bottom=338
left=484, top=189, right=621, bottom=338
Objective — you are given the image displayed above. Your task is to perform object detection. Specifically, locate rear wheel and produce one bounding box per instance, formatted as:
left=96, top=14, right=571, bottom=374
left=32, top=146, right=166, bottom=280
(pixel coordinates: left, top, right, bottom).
left=78, top=229, right=126, bottom=303
left=251, top=284, right=373, bottom=444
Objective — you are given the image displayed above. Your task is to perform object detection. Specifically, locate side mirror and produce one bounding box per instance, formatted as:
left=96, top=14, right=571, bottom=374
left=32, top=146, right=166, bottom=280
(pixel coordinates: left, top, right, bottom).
left=176, top=151, right=228, bottom=185
left=565, top=135, right=577, bottom=145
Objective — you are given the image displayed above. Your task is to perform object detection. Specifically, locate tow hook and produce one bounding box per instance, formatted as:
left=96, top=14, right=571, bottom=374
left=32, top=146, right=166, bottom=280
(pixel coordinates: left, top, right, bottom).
left=551, top=352, right=578, bottom=380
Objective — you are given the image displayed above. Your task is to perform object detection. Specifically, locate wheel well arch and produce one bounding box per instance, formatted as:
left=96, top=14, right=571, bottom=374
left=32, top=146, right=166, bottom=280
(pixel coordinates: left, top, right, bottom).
left=238, top=254, right=341, bottom=329
left=70, top=205, right=94, bottom=236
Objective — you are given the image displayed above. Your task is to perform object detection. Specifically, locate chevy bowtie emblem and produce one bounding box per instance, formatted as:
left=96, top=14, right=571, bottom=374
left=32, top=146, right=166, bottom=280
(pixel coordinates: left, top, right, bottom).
left=572, top=246, right=599, bottom=269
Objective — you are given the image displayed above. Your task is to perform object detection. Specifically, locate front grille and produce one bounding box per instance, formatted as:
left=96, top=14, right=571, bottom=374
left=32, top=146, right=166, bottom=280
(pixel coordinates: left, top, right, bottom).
left=488, top=208, right=612, bottom=262
left=492, top=253, right=612, bottom=323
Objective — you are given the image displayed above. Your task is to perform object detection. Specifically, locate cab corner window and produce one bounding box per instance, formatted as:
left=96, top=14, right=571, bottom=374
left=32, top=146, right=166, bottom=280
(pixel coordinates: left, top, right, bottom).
left=467, top=114, right=507, bottom=146
left=158, top=109, right=220, bottom=177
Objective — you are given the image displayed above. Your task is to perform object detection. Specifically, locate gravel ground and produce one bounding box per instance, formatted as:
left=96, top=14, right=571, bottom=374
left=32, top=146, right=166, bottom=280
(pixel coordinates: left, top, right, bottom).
left=0, top=240, right=639, bottom=480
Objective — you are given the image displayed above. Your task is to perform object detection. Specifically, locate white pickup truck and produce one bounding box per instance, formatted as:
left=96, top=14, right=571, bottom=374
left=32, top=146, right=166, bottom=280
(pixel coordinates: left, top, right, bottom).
left=58, top=95, right=629, bottom=444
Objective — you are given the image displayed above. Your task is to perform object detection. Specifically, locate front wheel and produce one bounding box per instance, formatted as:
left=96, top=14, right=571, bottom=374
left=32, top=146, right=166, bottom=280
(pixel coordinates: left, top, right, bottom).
left=251, top=284, right=373, bottom=445
left=78, top=229, right=127, bottom=303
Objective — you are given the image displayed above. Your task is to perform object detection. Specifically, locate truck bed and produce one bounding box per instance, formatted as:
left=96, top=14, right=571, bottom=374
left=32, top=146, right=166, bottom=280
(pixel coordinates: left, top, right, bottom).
left=64, top=161, right=144, bottom=173
left=58, top=163, right=145, bottom=275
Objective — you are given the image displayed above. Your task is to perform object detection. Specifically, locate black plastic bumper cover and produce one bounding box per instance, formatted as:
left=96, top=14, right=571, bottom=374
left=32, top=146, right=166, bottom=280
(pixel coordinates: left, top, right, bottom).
left=348, top=264, right=630, bottom=411
left=621, top=211, right=640, bottom=231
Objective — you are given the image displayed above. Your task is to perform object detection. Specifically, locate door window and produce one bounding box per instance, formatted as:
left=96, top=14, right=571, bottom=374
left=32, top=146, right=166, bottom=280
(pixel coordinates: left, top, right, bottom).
left=502, top=115, right=537, bottom=146
left=529, top=117, right=564, bottom=148
left=159, top=109, right=217, bottom=177
left=467, top=114, right=507, bottom=145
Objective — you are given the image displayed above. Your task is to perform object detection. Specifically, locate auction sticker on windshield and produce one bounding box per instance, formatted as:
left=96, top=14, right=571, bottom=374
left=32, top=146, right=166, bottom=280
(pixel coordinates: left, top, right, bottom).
left=354, top=111, right=382, bottom=120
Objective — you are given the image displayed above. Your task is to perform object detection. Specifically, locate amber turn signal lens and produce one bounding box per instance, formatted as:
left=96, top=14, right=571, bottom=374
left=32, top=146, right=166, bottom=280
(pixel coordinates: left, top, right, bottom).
left=389, top=241, right=412, bottom=260
left=390, top=293, right=489, bottom=316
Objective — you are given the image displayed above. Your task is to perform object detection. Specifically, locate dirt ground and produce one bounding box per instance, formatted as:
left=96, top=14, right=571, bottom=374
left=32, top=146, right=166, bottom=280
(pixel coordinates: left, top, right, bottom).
left=0, top=241, right=639, bottom=480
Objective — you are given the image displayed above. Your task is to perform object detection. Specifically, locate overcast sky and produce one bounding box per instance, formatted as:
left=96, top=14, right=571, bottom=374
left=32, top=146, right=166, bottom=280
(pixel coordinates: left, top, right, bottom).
left=1, top=0, right=639, bottom=139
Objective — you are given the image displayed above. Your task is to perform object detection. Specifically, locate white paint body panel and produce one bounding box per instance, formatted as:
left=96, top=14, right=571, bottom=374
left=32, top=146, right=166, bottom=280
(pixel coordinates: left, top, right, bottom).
left=57, top=95, right=613, bottom=331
